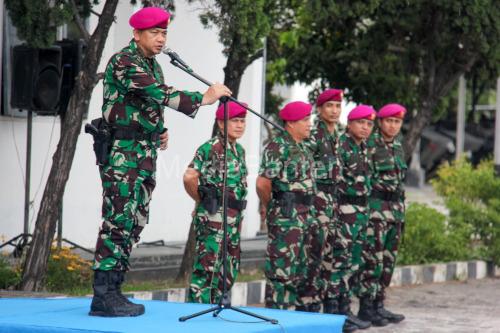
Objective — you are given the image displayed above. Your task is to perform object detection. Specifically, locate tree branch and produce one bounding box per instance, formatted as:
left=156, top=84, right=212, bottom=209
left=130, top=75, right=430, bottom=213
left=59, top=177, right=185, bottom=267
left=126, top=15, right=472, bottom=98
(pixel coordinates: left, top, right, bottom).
left=69, top=0, right=90, bottom=43
left=247, top=49, right=264, bottom=66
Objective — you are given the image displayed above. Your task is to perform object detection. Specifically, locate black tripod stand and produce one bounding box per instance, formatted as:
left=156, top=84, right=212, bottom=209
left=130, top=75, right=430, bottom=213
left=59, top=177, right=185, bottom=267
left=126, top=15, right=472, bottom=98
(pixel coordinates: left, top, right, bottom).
left=165, top=50, right=281, bottom=324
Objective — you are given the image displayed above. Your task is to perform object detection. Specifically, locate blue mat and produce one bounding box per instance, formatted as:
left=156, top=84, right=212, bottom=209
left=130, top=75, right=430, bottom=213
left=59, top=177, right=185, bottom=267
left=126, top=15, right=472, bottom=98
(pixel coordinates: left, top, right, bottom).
left=0, top=298, right=344, bottom=333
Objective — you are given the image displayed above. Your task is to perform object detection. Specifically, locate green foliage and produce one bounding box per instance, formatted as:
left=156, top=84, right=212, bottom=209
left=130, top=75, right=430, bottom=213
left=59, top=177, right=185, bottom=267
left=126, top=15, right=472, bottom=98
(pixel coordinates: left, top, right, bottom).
left=45, top=247, right=92, bottom=293
left=398, top=203, right=472, bottom=265
left=432, top=158, right=500, bottom=265
left=270, top=0, right=499, bottom=113
left=5, top=0, right=72, bottom=48
left=0, top=256, right=21, bottom=289
left=189, top=0, right=270, bottom=59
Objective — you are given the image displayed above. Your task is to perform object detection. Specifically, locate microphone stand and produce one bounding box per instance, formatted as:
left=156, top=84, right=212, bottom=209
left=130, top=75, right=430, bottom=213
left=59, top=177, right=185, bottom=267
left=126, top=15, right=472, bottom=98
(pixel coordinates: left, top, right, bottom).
left=170, top=57, right=280, bottom=324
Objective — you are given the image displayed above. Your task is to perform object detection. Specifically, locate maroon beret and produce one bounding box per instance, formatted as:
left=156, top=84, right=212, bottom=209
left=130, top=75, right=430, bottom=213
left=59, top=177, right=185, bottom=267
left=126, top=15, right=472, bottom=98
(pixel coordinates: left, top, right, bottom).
left=215, top=101, right=247, bottom=120
left=316, top=89, right=343, bottom=106
left=378, top=103, right=406, bottom=119
left=279, top=101, right=312, bottom=121
left=129, top=7, right=171, bottom=30
left=348, top=105, right=376, bottom=121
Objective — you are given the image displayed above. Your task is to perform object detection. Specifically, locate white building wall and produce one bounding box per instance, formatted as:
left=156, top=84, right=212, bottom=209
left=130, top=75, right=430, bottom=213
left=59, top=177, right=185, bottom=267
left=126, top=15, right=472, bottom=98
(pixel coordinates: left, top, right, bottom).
left=0, top=1, right=263, bottom=247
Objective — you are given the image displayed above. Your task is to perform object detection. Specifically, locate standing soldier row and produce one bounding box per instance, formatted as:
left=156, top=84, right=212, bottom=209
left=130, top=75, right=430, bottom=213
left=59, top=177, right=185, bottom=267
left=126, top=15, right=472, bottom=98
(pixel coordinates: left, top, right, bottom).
left=254, top=93, right=408, bottom=333
left=180, top=89, right=408, bottom=333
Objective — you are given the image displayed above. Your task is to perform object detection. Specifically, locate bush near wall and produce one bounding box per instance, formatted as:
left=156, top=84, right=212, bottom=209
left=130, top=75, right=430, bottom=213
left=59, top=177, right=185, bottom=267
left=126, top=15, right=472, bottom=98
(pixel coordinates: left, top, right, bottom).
left=0, top=256, right=20, bottom=289
left=432, top=158, right=500, bottom=265
left=45, top=247, right=92, bottom=293
left=398, top=203, right=472, bottom=265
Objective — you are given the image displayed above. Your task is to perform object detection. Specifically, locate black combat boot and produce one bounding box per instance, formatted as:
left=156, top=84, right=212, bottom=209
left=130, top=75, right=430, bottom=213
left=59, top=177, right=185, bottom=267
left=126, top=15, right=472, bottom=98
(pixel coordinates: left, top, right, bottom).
left=339, top=296, right=370, bottom=331
left=295, top=305, right=309, bottom=312
left=89, top=270, right=144, bottom=317
left=110, top=271, right=145, bottom=314
left=308, top=303, right=321, bottom=313
left=357, top=297, right=389, bottom=327
left=323, top=298, right=339, bottom=314
left=374, top=299, right=405, bottom=323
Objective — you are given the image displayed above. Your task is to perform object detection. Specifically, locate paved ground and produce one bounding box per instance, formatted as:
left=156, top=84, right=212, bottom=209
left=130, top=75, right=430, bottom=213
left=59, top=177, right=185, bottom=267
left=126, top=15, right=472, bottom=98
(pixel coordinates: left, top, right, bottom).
left=360, top=278, right=500, bottom=333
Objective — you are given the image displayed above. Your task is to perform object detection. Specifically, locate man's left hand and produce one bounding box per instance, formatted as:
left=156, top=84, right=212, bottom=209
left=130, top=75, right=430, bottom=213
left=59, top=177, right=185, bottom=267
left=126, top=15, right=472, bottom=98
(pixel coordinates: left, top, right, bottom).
left=160, top=130, right=169, bottom=150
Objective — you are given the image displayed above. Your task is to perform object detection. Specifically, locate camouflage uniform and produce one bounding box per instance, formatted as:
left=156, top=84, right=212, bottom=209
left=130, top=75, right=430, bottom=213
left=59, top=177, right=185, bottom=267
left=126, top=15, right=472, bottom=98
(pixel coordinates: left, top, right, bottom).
left=302, top=119, right=343, bottom=308
left=259, top=131, right=315, bottom=310
left=187, top=134, right=248, bottom=304
left=332, top=131, right=371, bottom=301
left=359, top=128, right=406, bottom=300
left=93, top=40, right=203, bottom=272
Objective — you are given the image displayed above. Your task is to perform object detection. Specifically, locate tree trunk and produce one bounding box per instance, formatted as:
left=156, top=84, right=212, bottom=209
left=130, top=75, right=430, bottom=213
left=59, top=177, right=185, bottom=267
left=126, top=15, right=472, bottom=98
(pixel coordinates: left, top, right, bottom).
left=20, top=0, right=119, bottom=291
left=403, top=101, right=434, bottom=159
left=175, top=221, right=196, bottom=283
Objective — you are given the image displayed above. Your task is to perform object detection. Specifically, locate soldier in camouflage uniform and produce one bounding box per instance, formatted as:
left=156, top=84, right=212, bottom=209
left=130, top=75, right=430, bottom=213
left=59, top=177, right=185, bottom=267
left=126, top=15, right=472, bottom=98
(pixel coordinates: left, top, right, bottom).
left=302, top=89, right=344, bottom=313
left=184, top=102, right=248, bottom=304
left=333, top=105, right=382, bottom=332
left=358, top=104, right=407, bottom=324
left=256, top=101, right=315, bottom=310
left=90, top=7, right=232, bottom=317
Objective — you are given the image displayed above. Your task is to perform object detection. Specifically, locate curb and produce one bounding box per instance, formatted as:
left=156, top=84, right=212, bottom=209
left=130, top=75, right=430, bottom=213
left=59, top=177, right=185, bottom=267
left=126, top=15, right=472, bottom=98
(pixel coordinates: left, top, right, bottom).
left=126, top=260, right=500, bottom=305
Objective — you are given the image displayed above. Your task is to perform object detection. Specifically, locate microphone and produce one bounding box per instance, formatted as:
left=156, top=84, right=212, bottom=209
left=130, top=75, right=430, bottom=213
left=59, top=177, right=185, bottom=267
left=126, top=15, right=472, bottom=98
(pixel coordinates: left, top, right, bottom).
left=162, top=48, right=192, bottom=71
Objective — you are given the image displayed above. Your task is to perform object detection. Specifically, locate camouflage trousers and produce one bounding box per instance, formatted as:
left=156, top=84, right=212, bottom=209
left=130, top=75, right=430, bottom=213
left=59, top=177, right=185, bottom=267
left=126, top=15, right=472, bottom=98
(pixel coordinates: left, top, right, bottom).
left=359, top=198, right=404, bottom=300
left=265, top=202, right=310, bottom=310
left=188, top=207, right=243, bottom=304
left=359, top=200, right=404, bottom=300
left=298, top=189, right=335, bottom=307
left=93, top=164, right=155, bottom=271
left=330, top=202, right=369, bottom=300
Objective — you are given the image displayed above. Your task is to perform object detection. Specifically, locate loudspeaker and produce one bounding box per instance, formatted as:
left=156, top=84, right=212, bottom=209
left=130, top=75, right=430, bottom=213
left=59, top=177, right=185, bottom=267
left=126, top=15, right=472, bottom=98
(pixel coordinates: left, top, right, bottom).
left=11, top=45, right=62, bottom=114
left=56, top=39, right=86, bottom=116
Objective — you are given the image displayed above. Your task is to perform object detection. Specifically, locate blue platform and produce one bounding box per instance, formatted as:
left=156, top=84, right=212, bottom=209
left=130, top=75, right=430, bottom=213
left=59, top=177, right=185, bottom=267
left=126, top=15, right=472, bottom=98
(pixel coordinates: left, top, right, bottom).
left=0, top=298, right=344, bottom=333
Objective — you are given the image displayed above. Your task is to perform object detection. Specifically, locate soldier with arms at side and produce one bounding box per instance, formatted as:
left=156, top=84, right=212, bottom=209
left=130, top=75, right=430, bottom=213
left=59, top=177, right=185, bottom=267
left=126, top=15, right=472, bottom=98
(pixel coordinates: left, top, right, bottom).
left=184, top=102, right=248, bottom=304
left=332, top=105, right=385, bottom=332
left=256, top=101, right=315, bottom=310
left=358, top=104, right=407, bottom=324
left=301, top=89, right=344, bottom=313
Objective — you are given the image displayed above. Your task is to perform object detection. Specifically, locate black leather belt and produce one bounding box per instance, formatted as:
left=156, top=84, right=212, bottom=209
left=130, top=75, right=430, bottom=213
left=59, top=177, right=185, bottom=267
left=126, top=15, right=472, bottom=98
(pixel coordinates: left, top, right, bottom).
left=371, top=190, right=401, bottom=202
left=113, top=129, right=161, bottom=141
left=338, top=194, right=368, bottom=206
left=317, top=183, right=336, bottom=194
left=273, top=191, right=314, bottom=205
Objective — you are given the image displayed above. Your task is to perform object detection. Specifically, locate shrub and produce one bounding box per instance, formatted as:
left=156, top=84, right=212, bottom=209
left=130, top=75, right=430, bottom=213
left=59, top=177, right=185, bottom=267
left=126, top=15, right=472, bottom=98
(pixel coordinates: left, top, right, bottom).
left=45, top=247, right=92, bottom=293
left=0, top=255, right=21, bottom=289
left=398, top=203, right=472, bottom=265
left=432, top=158, right=500, bottom=264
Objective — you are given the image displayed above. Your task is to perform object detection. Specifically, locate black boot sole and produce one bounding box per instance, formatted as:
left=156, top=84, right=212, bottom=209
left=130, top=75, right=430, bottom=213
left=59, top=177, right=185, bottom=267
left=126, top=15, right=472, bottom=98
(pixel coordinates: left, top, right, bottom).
left=89, top=308, right=145, bottom=317
left=385, top=317, right=405, bottom=324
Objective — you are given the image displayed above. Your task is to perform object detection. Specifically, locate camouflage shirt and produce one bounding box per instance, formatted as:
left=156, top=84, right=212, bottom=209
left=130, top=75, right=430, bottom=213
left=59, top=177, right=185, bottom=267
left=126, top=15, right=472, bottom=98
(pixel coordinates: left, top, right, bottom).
left=304, top=118, right=344, bottom=185
left=259, top=131, right=315, bottom=194
left=367, top=128, right=407, bottom=194
left=337, top=131, right=371, bottom=197
left=189, top=134, right=248, bottom=201
left=102, top=39, right=203, bottom=134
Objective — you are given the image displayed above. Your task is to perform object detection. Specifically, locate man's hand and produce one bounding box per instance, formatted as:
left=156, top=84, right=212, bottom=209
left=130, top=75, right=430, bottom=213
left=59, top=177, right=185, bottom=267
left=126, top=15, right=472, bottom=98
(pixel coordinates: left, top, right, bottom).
left=201, top=83, right=232, bottom=105
left=160, top=130, right=169, bottom=150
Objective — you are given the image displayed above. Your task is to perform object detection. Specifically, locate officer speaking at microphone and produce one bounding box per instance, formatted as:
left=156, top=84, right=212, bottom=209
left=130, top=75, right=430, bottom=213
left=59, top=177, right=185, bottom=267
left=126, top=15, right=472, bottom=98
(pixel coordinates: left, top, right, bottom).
left=87, top=7, right=231, bottom=317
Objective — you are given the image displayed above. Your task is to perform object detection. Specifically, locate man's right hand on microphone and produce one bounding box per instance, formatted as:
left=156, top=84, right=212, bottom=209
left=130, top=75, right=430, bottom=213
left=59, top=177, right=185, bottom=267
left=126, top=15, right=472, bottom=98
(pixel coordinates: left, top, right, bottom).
left=201, top=83, right=232, bottom=105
